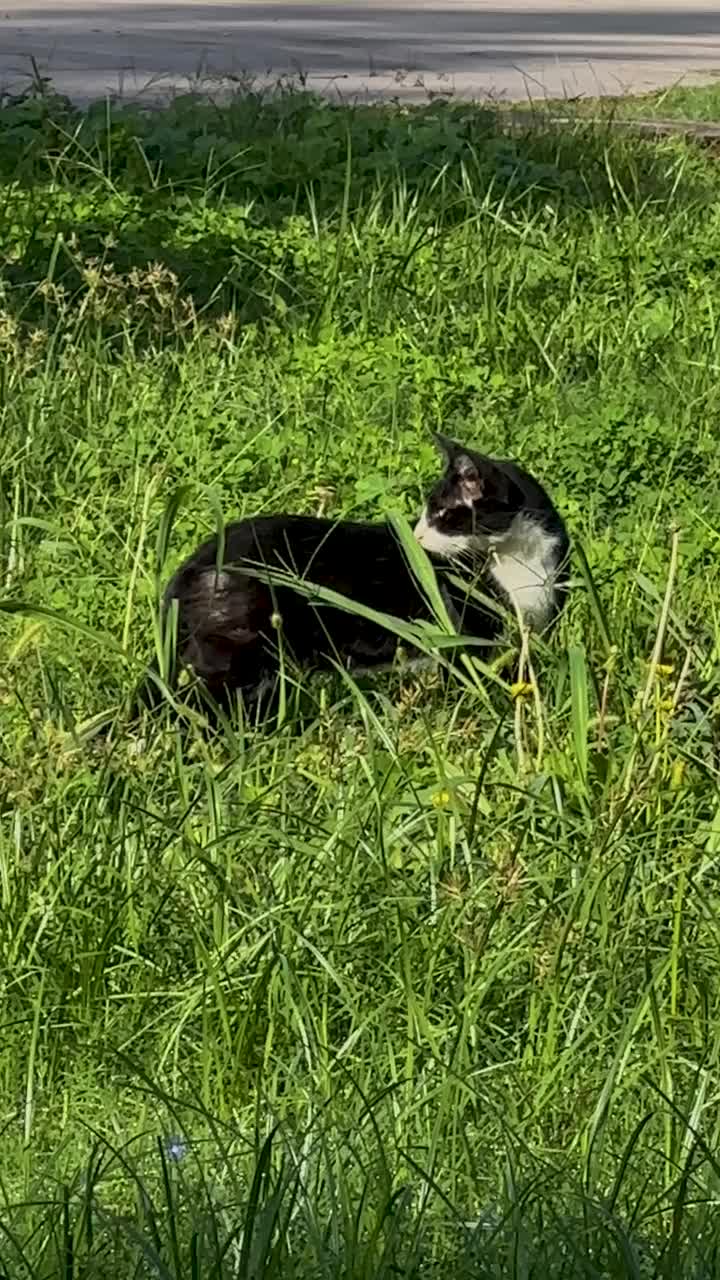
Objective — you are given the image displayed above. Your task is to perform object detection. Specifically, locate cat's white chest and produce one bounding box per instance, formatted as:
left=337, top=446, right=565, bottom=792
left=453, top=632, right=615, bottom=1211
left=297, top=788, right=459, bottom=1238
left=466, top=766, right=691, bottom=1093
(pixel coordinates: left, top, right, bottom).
left=488, top=516, right=559, bottom=630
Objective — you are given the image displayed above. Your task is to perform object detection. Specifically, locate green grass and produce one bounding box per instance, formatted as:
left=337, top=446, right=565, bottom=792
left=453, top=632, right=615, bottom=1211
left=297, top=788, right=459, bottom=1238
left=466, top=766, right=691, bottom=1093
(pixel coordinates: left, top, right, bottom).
left=3, top=82, right=720, bottom=1276
left=514, top=77, right=720, bottom=122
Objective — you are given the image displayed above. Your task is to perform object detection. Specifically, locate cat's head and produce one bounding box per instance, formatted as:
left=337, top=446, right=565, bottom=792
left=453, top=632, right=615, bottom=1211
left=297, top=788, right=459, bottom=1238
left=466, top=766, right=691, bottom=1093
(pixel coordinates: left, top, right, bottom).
left=414, top=434, right=523, bottom=558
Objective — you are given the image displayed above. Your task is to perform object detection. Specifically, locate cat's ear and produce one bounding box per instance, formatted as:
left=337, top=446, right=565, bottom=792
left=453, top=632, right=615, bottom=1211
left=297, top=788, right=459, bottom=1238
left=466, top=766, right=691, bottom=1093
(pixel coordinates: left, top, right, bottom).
left=453, top=451, right=485, bottom=504
left=454, top=451, right=515, bottom=507
left=432, top=435, right=486, bottom=503
left=432, top=432, right=461, bottom=461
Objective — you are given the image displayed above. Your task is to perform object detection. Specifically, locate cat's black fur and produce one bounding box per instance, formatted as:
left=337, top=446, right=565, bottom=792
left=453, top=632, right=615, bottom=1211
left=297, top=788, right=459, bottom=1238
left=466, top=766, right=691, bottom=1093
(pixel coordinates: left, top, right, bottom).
left=131, top=436, right=569, bottom=721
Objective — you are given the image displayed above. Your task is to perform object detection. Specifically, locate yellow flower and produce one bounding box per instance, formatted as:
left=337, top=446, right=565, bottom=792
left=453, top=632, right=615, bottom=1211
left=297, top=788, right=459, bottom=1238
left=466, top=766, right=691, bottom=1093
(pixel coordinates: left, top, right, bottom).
left=511, top=680, right=535, bottom=700
left=432, top=790, right=451, bottom=808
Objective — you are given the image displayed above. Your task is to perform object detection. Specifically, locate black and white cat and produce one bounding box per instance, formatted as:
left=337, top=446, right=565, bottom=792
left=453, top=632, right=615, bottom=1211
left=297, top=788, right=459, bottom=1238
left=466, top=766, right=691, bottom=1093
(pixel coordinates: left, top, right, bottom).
left=414, top=434, right=569, bottom=633
left=134, top=435, right=569, bottom=718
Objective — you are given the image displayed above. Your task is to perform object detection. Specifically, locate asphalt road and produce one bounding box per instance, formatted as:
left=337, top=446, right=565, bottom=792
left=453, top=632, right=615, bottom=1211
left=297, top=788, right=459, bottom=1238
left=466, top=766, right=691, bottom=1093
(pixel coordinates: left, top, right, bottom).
left=2, top=2, right=720, bottom=105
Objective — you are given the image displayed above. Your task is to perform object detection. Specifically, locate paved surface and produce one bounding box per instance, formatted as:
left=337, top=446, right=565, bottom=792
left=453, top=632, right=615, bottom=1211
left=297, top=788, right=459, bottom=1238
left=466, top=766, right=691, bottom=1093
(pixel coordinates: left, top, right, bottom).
left=1, top=2, right=720, bottom=106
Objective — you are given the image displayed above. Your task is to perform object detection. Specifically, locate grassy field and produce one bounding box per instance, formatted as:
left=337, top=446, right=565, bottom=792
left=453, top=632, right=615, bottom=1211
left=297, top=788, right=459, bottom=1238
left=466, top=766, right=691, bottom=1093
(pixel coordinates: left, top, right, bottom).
left=2, top=81, right=720, bottom=1277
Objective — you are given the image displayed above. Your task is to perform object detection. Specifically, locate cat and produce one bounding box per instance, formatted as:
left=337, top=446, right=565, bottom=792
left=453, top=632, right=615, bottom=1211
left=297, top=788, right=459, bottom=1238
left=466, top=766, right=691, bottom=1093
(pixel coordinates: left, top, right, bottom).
left=414, top=434, right=569, bottom=632
left=131, top=434, right=569, bottom=721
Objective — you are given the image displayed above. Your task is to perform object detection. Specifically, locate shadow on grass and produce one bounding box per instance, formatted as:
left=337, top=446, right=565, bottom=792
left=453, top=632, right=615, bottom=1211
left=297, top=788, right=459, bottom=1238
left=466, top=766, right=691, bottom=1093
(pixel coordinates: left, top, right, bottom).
left=0, top=83, right=713, bottom=342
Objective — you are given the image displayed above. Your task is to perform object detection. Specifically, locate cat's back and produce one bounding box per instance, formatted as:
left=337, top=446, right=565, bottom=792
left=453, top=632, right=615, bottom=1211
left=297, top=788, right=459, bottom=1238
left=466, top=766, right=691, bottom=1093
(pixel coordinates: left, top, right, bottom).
left=164, top=513, right=402, bottom=601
